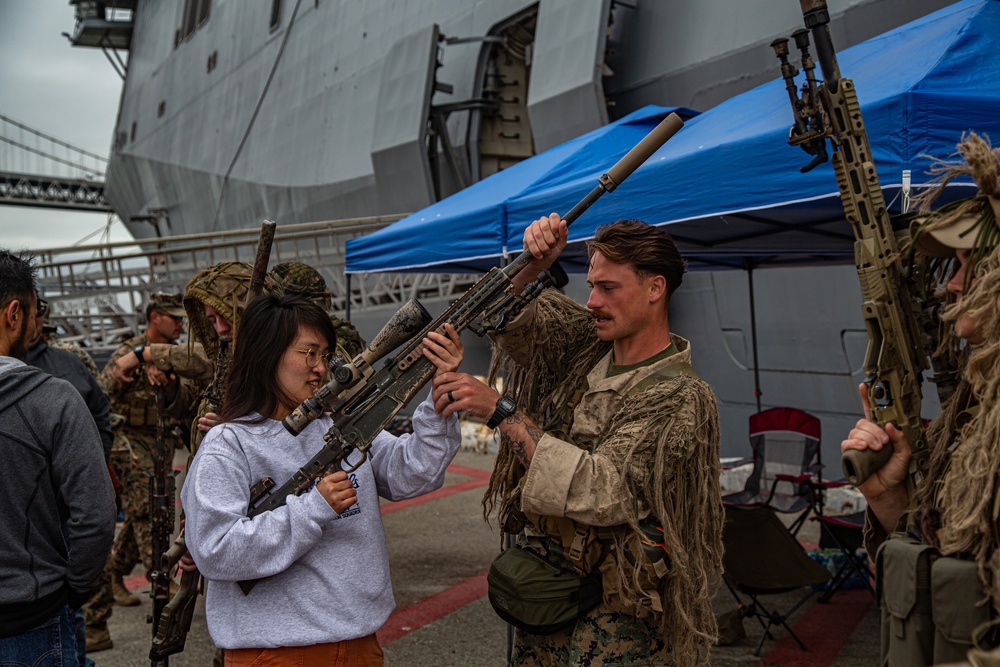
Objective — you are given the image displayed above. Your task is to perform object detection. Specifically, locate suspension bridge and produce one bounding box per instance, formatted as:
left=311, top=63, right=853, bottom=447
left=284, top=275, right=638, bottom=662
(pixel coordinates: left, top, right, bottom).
left=0, top=112, right=111, bottom=212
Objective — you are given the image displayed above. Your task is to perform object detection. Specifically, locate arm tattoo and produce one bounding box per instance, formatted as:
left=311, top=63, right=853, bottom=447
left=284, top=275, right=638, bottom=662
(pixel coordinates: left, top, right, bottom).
left=505, top=412, right=544, bottom=467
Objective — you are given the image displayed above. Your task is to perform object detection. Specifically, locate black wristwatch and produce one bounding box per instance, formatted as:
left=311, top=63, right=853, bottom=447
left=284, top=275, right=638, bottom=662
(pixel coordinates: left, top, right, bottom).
left=132, top=344, right=146, bottom=366
left=487, top=395, right=517, bottom=429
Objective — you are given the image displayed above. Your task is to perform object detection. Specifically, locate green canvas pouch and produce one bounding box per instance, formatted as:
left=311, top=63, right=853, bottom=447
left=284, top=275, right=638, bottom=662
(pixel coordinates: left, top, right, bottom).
left=931, top=556, right=992, bottom=664
left=487, top=545, right=603, bottom=635
left=878, top=535, right=937, bottom=666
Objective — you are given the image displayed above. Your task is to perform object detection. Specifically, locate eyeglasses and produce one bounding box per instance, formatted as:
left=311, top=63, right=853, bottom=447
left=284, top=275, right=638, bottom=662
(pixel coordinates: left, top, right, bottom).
left=292, top=348, right=332, bottom=369
left=36, top=299, right=48, bottom=316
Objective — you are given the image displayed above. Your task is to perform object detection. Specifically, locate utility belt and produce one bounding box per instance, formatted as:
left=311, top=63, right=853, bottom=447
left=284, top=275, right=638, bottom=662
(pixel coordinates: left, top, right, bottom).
left=878, top=534, right=997, bottom=665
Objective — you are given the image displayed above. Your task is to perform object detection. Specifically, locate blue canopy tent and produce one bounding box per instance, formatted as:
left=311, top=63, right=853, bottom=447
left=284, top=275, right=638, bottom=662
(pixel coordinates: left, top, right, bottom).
left=347, top=0, right=1000, bottom=274
left=344, top=105, right=697, bottom=273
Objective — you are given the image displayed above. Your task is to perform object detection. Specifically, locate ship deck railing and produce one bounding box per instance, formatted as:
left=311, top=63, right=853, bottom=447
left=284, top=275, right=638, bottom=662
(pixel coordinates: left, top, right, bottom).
left=31, top=215, right=480, bottom=353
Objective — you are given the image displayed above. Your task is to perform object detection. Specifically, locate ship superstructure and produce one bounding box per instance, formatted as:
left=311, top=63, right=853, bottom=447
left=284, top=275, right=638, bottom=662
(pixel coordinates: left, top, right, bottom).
left=61, top=0, right=962, bottom=466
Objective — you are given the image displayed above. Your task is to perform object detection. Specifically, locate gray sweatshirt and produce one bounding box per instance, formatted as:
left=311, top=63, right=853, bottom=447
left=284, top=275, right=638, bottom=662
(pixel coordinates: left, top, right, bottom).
left=181, top=394, right=460, bottom=649
left=0, top=356, right=116, bottom=636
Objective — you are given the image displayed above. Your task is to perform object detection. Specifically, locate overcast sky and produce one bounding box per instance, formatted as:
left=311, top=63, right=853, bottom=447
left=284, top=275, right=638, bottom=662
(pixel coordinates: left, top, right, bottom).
left=0, top=0, right=135, bottom=251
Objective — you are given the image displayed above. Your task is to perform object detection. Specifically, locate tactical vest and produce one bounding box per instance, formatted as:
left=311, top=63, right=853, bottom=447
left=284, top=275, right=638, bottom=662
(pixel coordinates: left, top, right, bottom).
left=523, top=360, right=699, bottom=618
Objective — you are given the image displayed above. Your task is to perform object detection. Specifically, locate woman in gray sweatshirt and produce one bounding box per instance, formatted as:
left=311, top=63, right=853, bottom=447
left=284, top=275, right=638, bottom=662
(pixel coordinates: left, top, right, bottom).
left=181, top=294, right=462, bottom=665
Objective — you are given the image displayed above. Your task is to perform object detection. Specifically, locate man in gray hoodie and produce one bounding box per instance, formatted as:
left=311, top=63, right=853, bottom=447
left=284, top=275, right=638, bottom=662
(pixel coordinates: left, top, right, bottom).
left=0, top=249, right=116, bottom=664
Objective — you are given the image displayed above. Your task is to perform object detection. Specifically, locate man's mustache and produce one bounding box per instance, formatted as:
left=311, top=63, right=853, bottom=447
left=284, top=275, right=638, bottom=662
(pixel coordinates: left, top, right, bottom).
left=590, top=310, right=612, bottom=320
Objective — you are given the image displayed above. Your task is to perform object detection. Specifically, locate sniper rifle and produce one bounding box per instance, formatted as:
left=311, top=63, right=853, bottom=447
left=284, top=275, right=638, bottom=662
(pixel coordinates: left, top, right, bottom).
left=237, top=112, right=686, bottom=594
left=773, top=1, right=956, bottom=485
left=148, top=388, right=176, bottom=667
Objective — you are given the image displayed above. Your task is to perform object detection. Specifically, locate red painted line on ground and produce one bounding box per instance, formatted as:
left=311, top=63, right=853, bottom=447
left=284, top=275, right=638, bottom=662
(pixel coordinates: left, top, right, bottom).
left=444, top=464, right=492, bottom=479
left=380, top=478, right=489, bottom=515
left=761, top=589, right=874, bottom=666
left=377, top=570, right=489, bottom=645
left=125, top=573, right=148, bottom=591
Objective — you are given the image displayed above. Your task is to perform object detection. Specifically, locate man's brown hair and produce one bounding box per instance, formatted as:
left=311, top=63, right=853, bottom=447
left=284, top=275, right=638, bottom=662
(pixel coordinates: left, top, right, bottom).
left=586, top=219, right=687, bottom=298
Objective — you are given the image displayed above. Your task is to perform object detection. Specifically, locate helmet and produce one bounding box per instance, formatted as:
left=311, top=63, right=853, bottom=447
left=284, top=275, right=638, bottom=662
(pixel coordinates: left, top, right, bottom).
left=269, top=261, right=333, bottom=311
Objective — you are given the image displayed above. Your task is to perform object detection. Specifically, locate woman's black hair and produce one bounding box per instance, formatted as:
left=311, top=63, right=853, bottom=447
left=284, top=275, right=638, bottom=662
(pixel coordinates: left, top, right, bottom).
left=221, top=293, right=337, bottom=422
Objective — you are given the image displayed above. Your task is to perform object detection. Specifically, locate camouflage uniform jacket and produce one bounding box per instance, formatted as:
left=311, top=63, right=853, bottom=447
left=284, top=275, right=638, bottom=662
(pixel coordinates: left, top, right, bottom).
left=100, top=333, right=199, bottom=452
left=491, top=290, right=723, bottom=663
left=148, top=341, right=214, bottom=384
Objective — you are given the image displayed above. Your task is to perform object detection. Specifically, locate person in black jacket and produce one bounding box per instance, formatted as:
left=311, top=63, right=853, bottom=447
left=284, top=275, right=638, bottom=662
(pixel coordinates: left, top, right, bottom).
left=25, top=294, right=113, bottom=462
left=0, top=249, right=115, bottom=664
left=24, top=293, right=116, bottom=667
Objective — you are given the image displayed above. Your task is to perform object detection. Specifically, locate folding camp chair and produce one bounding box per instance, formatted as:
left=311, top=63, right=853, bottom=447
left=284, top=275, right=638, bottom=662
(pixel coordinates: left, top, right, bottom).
left=722, top=407, right=823, bottom=536
left=812, top=510, right=875, bottom=602
left=722, top=504, right=832, bottom=656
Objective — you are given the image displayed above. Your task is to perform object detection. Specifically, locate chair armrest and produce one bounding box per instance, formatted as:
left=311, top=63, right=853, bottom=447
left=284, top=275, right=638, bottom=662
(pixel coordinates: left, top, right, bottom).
left=721, top=457, right=753, bottom=470
left=775, top=472, right=815, bottom=485
left=821, top=480, right=851, bottom=489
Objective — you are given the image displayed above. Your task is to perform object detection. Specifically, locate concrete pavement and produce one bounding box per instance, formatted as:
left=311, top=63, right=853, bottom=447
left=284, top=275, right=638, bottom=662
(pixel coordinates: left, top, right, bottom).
left=89, top=449, right=880, bottom=666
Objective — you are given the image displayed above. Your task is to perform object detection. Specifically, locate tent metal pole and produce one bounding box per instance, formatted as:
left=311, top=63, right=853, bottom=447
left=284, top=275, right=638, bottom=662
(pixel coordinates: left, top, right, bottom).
left=746, top=259, right=762, bottom=412
left=346, top=273, right=352, bottom=320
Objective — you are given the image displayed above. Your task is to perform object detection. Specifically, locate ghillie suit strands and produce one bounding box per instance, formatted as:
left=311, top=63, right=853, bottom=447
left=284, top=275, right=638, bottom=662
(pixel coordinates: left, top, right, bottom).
left=908, top=133, right=1000, bottom=611
left=183, top=261, right=263, bottom=359
left=183, top=261, right=277, bottom=451
left=483, top=290, right=723, bottom=666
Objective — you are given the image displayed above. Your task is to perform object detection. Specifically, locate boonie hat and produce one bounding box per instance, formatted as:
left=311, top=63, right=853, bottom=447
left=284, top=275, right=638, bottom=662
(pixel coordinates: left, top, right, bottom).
left=910, top=214, right=982, bottom=258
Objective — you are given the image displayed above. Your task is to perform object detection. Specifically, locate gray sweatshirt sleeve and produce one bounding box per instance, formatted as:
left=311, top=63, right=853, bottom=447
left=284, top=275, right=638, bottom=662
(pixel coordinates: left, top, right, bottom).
left=181, top=427, right=339, bottom=582
left=48, top=381, right=117, bottom=596
left=369, top=393, right=460, bottom=502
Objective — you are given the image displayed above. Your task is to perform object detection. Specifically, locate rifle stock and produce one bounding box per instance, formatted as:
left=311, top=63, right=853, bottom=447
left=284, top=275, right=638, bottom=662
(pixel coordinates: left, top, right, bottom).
left=149, top=532, right=199, bottom=662
left=248, top=220, right=276, bottom=301
left=235, top=112, right=685, bottom=594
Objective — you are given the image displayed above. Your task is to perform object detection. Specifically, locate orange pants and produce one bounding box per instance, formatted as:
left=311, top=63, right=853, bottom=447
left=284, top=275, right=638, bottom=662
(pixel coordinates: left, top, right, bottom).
left=223, top=634, right=383, bottom=667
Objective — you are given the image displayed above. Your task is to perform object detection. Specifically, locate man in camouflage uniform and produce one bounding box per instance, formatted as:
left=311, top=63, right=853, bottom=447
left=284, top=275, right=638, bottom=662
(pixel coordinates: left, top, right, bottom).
left=114, top=262, right=276, bottom=456
left=87, top=293, right=198, bottom=652
left=268, top=261, right=366, bottom=359
left=439, top=216, right=723, bottom=666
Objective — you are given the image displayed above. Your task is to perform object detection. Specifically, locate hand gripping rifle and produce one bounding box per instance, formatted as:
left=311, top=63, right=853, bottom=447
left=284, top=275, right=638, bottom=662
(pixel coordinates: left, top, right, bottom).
left=236, top=112, right=685, bottom=595
left=148, top=388, right=176, bottom=667
left=773, top=1, right=945, bottom=486
left=150, top=221, right=276, bottom=660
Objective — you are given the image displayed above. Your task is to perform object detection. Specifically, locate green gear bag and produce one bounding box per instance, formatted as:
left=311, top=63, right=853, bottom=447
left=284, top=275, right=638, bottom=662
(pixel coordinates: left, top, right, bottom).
left=487, top=544, right=603, bottom=635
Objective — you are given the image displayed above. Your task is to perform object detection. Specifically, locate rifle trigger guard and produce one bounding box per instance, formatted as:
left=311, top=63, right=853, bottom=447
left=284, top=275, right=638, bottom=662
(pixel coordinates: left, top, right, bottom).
left=343, top=448, right=367, bottom=474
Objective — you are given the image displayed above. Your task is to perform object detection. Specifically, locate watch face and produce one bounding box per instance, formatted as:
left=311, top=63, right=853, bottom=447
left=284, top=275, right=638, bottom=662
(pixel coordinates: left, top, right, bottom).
left=498, top=396, right=516, bottom=413
left=488, top=395, right=517, bottom=428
